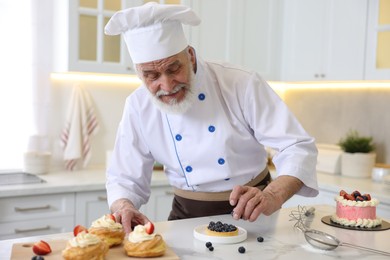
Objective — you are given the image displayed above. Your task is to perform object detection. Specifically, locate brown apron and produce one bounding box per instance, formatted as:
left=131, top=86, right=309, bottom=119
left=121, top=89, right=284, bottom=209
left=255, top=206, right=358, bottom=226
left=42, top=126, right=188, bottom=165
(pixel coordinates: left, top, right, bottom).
left=168, top=168, right=271, bottom=220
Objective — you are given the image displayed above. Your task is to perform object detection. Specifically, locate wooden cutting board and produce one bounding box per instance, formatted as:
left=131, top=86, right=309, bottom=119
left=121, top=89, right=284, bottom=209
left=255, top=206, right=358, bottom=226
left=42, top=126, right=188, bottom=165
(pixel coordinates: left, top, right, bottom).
left=11, top=239, right=179, bottom=260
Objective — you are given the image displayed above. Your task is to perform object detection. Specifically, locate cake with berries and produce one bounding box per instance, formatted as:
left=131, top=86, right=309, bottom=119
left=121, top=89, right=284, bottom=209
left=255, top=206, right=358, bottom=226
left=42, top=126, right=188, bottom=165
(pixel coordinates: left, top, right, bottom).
left=331, top=189, right=382, bottom=228
left=205, top=221, right=239, bottom=237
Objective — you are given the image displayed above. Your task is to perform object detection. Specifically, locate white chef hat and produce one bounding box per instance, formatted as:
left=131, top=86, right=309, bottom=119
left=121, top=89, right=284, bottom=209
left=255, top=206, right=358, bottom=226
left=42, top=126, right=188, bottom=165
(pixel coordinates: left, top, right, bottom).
left=104, top=2, right=201, bottom=64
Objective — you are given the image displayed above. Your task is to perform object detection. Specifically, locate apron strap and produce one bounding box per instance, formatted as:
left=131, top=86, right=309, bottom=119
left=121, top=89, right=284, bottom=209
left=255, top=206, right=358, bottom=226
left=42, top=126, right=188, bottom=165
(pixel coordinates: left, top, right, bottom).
left=172, top=167, right=270, bottom=201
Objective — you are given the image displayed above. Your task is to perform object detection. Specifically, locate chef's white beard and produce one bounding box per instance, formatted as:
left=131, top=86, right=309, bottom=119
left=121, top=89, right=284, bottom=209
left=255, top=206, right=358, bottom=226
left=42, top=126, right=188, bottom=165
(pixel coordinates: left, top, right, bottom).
left=147, top=66, right=196, bottom=115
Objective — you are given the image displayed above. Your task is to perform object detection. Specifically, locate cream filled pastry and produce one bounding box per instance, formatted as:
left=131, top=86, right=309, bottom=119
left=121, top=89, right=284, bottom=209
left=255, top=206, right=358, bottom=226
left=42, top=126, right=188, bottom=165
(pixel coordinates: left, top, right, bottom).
left=88, top=214, right=125, bottom=247
left=124, top=222, right=166, bottom=257
left=62, top=231, right=108, bottom=260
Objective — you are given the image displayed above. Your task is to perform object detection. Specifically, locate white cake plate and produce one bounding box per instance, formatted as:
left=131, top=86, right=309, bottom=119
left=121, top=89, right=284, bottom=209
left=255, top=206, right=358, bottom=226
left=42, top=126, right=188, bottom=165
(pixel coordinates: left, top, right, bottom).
left=193, top=224, right=247, bottom=244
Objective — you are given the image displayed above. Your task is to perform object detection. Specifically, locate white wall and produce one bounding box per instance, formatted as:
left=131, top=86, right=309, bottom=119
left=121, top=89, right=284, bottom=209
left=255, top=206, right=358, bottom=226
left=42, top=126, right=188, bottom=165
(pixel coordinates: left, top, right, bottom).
left=283, top=85, right=390, bottom=164
left=48, top=77, right=139, bottom=170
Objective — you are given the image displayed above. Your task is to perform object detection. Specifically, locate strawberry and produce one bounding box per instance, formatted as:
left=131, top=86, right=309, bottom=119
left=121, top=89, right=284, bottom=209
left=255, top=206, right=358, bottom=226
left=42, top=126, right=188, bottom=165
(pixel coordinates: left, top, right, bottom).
left=343, top=193, right=355, bottom=201
left=339, top=190, right=347, bottom=196
left=32, top=240, right=51, bottom=255
left=107, top=213, right=116, bottom=222
left=73, top=225, right=88, bottom=236
left=144, top=222, right=154, bottom=235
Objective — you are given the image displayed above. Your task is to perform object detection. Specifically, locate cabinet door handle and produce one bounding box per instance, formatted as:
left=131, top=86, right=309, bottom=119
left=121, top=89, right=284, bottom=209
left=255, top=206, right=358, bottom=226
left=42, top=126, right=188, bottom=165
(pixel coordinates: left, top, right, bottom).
left=14, top=205, right=51, bottom=212
left=98, top=196, right=107, bottom=201
left=15, top=225, right=51, bottom=233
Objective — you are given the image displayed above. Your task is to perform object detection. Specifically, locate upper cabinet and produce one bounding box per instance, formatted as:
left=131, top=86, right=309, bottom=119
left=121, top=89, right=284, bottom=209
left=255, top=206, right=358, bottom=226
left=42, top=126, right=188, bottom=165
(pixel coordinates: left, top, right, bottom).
left=365, top=0, right=390, bottom=79
left=280, top=0, right=368, bottom=81
left=184, top=0, right=283, bottom=80
left=53, top=0, right=134, bottom=74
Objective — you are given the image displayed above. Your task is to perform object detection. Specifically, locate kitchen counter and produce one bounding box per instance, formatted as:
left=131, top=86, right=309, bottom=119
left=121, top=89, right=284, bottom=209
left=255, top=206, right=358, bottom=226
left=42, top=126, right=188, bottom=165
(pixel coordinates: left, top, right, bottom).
left=1, top=205, right=389, bottom=259
left=0, top=167, right=169, bottom=198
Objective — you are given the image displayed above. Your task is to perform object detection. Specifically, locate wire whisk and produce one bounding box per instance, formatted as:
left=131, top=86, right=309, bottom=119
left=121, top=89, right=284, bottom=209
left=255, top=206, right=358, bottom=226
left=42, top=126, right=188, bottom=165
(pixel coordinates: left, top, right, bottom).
left=289, top=205, right=315, bottom=231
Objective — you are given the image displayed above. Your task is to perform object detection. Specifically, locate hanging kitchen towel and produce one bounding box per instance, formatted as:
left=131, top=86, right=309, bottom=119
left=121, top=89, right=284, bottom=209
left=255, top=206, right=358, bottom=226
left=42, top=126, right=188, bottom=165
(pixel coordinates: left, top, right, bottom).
left=60, top=85, right=99, bottom=170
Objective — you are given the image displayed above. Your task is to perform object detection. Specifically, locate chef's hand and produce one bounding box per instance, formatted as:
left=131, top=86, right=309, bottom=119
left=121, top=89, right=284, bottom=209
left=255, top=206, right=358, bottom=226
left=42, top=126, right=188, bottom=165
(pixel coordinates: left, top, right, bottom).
left=229, top=175, right=303, bottom=222
left=110, top=198, right=150, bottom=234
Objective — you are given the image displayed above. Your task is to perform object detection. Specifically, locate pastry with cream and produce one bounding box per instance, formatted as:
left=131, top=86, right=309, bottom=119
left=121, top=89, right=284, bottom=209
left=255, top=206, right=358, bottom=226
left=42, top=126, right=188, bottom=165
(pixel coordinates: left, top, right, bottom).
left=62, top=231, right=108, bottom=260
left=88, top=214, right=125, bottom=247
left=124, top=222, right=166, bottom=257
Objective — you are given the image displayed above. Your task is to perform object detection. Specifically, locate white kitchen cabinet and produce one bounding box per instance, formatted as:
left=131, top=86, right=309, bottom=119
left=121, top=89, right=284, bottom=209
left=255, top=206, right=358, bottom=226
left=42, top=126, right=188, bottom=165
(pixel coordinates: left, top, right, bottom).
left=141, top=186, right=174, bottom=222
left=75, top=190, right=111, bottom=227
left=282, top=189, right=336, bottom=209
left=280, top=0, right=368, bottom=81
left=0, top=193, right=75, bottom=240
left=185, top=0, right=283, bottom=80
left=53, top=0, right=134, bottom=74
left=365, top=0, right=390, bottom=79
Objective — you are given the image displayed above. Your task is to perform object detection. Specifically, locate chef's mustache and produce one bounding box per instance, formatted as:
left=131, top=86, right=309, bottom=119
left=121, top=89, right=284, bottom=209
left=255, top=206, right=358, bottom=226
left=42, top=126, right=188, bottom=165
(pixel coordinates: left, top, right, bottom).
left=155, top=83, right=188, bottom=98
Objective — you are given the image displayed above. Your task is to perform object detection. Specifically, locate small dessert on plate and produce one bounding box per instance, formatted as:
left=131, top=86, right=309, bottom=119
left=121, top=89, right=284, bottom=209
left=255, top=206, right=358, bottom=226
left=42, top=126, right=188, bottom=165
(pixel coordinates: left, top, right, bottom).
left=62, top=231, right=109, bottom=260
left=124, top=222, right=166, bottom=257
left=88, top=214, right=125, bottom=247
left=205, top=221, right=239, bottom=237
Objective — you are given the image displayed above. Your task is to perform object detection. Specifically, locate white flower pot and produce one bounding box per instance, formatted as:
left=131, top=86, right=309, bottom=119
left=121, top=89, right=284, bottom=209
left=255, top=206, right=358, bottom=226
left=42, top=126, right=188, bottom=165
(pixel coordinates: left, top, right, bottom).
left=341, top=152, right=376, bottom=178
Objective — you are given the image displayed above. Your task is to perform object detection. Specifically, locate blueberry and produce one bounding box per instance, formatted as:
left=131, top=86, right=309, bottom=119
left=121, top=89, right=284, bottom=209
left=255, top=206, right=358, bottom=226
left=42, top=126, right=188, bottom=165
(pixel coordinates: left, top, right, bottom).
left=257, top=236, right=264, bottom=242
left=205, top=242, right=212, bottom=248
left=32, top=256, right=44, bottom=260
left=238, top=246, right=246, bottom=253
left=209, top=246, right=214, bottom=251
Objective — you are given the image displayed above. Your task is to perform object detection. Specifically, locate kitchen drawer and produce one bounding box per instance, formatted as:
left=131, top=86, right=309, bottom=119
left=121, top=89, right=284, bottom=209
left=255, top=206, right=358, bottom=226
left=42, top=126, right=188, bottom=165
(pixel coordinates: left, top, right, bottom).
left=0, top=216, right=74, bottom=240
left=0, top=193, right=75, bottom=223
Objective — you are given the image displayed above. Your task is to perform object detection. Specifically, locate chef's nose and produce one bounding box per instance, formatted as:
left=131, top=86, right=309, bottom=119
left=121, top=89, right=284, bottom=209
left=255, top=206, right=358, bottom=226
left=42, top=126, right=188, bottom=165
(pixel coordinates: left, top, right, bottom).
left=158, top=73, right=175, bottom=92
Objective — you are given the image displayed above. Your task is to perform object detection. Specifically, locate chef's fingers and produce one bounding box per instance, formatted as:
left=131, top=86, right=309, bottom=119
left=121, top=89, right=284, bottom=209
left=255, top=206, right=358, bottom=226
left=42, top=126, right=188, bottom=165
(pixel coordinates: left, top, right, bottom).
left=231, top=185, right=259, bottom=220
left=241, top=187, right=264, bottom=221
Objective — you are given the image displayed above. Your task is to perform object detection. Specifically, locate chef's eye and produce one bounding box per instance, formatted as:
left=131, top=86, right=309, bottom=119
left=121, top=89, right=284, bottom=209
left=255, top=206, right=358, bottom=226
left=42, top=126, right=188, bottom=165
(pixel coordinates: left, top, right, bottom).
left=167, top=64, right=181, bottom=74
left=144, top=72, right=160, bottom=81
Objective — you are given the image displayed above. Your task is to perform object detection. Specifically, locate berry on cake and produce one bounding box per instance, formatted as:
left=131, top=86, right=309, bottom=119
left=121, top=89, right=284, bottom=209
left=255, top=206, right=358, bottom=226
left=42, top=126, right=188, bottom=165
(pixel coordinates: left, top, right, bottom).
left=123, top=221, right=166, bottom=257
left=205, top=221, right=239, bottom=237
left=331, top=189, right=382, bottom=228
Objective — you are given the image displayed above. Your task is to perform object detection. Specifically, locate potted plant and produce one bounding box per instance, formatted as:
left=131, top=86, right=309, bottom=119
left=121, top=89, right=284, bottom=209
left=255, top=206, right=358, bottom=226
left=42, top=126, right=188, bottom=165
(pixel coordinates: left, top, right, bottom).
left=338, top=130, right=376, bottom=178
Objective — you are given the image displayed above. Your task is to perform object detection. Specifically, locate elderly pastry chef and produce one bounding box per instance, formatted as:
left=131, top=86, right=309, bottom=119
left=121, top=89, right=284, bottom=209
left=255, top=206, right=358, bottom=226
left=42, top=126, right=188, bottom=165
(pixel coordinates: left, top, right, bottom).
left=105, top=2, right=318, bottom=233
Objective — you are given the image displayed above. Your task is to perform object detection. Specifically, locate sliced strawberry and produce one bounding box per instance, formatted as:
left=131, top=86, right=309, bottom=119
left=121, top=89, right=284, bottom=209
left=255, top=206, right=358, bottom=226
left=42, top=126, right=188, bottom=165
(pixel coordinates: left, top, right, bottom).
left=144, top=222, right=154, bottom=235
left=73, top=225, right=88, bottom=236
left=343, top=193, right=355, bottom=201
left=32, top=240, right=52, bottom=255
left=107, top=213, right=116, bottom=222
left=339, top=190, right=347, bottom=196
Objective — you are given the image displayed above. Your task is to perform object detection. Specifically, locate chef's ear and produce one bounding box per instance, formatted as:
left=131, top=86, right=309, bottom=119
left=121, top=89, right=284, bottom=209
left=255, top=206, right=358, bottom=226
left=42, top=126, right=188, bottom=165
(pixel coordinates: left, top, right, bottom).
left=187, top=46, right=197, bottom=71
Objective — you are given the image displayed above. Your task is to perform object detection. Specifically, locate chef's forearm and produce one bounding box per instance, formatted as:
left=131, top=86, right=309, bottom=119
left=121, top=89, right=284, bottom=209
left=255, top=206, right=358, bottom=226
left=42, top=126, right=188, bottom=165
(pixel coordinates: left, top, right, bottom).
left=263, top=175, right=303, bottom=207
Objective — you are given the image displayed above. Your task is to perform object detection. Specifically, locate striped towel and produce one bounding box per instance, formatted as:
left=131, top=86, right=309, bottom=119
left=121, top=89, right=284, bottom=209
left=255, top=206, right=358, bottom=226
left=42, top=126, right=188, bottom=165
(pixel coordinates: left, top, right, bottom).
left=60, top=85, right=99, bottom=170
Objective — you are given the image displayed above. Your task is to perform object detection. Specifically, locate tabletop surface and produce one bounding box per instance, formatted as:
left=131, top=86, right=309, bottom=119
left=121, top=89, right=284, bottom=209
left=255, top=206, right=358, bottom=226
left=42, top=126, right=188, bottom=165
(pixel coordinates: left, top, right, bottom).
left=1, top=204, right=389, bottom=260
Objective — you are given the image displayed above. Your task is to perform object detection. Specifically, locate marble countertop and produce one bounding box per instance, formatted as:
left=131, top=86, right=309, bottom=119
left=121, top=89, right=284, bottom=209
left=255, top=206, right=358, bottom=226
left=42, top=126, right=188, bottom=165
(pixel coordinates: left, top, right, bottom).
left=1, top=205, right=389, bottom=259
left=1, top=168, right=390, bottom=204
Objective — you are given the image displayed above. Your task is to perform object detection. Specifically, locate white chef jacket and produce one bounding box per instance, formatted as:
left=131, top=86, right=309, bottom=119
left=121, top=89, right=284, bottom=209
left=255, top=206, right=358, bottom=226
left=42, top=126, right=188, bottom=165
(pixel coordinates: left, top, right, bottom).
left=106, top=57, right=318, bottom=209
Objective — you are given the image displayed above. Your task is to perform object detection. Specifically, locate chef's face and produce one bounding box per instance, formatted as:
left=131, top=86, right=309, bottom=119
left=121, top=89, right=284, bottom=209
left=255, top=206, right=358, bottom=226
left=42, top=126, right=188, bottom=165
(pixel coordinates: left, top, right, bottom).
left=136, top=47, right=196, bottom=114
